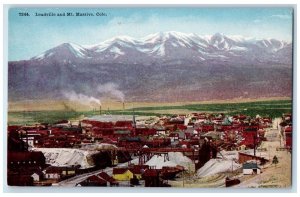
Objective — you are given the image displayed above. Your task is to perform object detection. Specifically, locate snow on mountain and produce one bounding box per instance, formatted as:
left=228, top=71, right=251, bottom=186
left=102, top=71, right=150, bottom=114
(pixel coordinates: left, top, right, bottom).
left=32, top=43, right=91, bottom=61
left=29, top=32, right=291, bottom=65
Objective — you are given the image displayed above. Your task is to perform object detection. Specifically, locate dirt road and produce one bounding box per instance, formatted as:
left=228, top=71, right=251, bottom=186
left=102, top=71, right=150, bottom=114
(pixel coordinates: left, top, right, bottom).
left=234, top=118, right=292, bottom=188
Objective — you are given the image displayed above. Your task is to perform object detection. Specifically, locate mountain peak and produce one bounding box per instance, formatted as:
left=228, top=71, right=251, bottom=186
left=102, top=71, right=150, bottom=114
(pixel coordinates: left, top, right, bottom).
left=212, top=32, right=225, bottom=37
left=29, top=31, right=291, bottom=65
left=31, top=42, right=89, bottom=61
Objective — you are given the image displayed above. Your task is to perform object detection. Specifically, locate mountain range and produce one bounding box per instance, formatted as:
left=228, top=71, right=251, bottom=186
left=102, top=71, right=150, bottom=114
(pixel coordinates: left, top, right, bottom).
left=8, top=32, right=293, bottom=103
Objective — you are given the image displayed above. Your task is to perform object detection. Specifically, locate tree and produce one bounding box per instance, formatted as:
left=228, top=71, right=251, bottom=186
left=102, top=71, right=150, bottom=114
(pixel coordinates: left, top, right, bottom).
left=272, top=155, right=279, bottom=167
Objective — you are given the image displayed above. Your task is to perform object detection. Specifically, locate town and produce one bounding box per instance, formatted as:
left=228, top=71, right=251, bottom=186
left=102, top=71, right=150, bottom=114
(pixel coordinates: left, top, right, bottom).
left=7, top=111, right=292, bottom=187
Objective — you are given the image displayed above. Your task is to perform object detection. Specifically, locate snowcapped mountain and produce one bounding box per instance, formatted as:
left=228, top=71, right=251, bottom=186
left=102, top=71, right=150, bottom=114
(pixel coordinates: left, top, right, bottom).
left=31, top=32, right=291, bottom=65
left=9, top=32, right=292, bottom=102
left=32, top=43, right=91, bottom=60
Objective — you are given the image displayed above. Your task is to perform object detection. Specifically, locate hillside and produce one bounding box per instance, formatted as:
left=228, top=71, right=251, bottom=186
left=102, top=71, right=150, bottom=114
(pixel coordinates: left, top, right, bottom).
left=8, top=32, right=292, bottom=103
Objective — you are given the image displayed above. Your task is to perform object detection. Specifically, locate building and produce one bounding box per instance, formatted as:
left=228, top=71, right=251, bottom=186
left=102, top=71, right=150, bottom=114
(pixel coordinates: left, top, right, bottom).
left=78, top=175, right=107, bottom=187
left=97, top=172, right=118, bottom=186
left=31, top=171, right=44, bottom=182
left=242, top=162, right=261, bottom=175
left=112, top=167, right=143, bottom=181
left=8, top=151, right=46, bottom=169
left=284, top=126, right=292, bottom=150
left=238, top=152, right=268, bottom=165
left=113, top=168, right=134, bottom=181
left=43, top=166, right=62, bottom=180
left=7, top=175, right=33, bottom=186
left=142, top=169, right=164, bottom=187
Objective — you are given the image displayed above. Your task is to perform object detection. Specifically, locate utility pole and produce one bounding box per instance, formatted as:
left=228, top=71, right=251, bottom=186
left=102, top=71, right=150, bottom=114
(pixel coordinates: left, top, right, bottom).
left=182, top=170, right=185, bottom=187
left=254, top=130, right=257, bottom=157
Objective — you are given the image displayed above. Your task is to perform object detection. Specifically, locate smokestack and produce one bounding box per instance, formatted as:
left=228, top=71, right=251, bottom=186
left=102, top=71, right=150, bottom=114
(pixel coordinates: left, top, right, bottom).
left=99, top=105, right=102, bottom=115
left=123, top=102, right=125, bottom=110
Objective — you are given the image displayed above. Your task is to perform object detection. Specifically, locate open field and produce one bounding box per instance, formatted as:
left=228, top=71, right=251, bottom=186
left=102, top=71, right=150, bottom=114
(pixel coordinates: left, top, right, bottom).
left=133, top=99, right=292, bottom=117
left=7, top=99, right=292, bottom=125
left=8, top=97, right=290, bottom=112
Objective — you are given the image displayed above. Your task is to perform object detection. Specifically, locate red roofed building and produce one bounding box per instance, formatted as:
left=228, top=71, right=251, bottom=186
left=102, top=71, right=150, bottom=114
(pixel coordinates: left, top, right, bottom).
left=79, top=175, right=107, bottom=187
left=285, top=126, right=292, bottom=149
left=142, top=169, right=162, bottom=187
left=97, top=172, right=118, bottom=186
left=8, top=151, right=46, bottom=168
left=7, top=174, right=33, bottom=186
left=115, top=121, right=133, bottom=129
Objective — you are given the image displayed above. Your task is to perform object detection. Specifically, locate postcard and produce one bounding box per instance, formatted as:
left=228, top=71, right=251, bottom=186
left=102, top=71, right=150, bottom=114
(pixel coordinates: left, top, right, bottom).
left=6, top=6, right=293, bottom=188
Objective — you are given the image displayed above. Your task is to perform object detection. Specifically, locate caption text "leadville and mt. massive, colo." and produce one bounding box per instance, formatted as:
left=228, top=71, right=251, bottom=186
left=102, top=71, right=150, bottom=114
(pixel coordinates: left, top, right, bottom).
left=18, top=11, right=107, bottom=17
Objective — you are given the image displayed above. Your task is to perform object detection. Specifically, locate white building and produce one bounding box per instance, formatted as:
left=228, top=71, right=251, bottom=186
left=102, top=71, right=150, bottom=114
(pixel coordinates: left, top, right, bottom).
left=242, top=162, right=261, bottom=175
left=31, top=172, right=43, bottom=182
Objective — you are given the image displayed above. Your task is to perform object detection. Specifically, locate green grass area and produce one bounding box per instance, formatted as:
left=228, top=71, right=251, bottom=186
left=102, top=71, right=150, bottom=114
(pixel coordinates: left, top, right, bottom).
left=131, top=100, right=292, bottom=118
left=7, top=110, right=164, bottom=125
left=8, top=111, right=82, bottom=125
left=8, top=100, right=292, bottom=125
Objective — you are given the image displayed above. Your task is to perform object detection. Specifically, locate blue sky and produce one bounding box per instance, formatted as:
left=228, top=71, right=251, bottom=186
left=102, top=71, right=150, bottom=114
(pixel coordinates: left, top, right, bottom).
left=8, top=7, right=293, bottom=61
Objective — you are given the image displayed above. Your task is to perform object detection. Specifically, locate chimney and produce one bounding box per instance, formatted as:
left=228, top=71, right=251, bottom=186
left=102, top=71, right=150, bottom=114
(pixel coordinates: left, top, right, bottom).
left=123, top=102, right=125, bottom=110
left=99, top=105, right=102, bottom=115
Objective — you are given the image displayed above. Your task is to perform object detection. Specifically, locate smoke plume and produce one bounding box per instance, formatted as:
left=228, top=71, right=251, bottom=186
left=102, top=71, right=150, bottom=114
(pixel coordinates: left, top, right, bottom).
left=97, top=82, right=125, bottom=102
left=63, top=90, right=101, bottom=107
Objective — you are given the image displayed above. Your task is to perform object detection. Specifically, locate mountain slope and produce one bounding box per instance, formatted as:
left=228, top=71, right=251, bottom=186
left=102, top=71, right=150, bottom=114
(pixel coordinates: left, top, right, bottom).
left=8, top=32, right=292, bottom=103
left=30, top=32, right=292, bottom=65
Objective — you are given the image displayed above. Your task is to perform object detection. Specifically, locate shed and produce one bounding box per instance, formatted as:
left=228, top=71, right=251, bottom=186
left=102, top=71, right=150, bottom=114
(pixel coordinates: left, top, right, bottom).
left=31, top=170, right=44, bottom=182
left=242, top=162, right=261, bottom=175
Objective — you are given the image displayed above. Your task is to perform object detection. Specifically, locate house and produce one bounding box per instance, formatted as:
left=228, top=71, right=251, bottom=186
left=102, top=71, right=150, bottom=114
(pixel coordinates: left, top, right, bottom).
left=134, top=128, right=156, bottom=136
left=142, top=169, right=163, bottom=187
left=238, top=152, right=268, bottom=165
left=19, top=130, right=42, bottom=147
left=284, top=126, right=292, bottom=149
left=61, top=166, right=79, bottom=177
left=43, top=166, right=62, bottom=180
left=130, top=165, right=149, bottom=179
left=285, top=132, right=292, bottom=149
left=7, top=174, right=33, bottom=186
left=112, top=167, right=143, bottom=181
left=8, top=151, right=46, bottom=169
left=112, top=168, right=133, bottom=181
left=31, top=170, right=44, bottom=182
left=154, top=125, right=167, bottom=135
left=242, top=162, right=261, bottom=175
left=78, top=175, right=107, bottom=187
left=169, top=132, right=179, bottom=142
left=97, top=172, right=118, bottom=186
